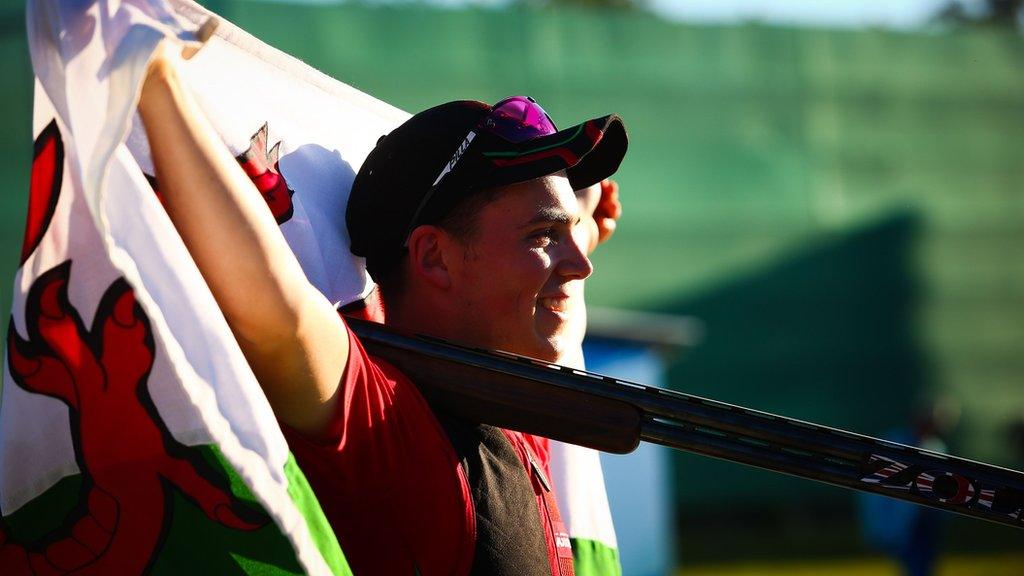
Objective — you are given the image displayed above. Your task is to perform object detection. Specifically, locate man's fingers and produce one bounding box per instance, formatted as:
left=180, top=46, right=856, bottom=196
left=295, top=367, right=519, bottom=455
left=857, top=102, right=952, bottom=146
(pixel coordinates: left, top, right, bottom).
left=593, top=179, right=622, bottom=245
left=596, top=217, right=617, bottom=244
left=598, top=179, right=622, bottom=220
left=181, top=17, right=219, bottom=59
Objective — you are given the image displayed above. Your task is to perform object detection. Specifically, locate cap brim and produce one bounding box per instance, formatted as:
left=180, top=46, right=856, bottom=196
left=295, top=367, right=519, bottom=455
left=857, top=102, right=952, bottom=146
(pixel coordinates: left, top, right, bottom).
left=476, top=115, right=628, bottom=192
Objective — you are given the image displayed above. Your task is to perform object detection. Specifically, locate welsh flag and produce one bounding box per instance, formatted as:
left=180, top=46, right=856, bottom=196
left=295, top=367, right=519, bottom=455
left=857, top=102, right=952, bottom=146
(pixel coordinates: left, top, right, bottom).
left=2, top=1, right=621, bottom=574
left=1, top=0, right=404, bottom=573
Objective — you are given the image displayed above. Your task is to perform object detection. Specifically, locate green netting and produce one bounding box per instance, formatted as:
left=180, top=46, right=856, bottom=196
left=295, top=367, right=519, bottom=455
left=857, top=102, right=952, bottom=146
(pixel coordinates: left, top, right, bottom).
left=216, top=1, right=1024, bottom=507
left=3, top=1, right=1022, bottom=515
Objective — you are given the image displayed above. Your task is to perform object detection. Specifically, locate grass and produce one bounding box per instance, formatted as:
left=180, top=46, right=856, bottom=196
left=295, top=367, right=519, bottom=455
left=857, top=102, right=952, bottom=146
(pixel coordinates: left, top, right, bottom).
left=680, top=552, right=1024, bottom=576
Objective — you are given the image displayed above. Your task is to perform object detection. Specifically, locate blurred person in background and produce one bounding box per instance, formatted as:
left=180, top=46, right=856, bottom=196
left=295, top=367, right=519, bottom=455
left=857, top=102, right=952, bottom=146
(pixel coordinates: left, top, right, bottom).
left=858, top=397, right=961, bottom=576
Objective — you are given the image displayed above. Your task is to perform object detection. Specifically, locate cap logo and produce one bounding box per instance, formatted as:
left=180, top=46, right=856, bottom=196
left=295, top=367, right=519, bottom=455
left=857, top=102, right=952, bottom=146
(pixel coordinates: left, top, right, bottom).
left=432, top=131, right=476, bottom=187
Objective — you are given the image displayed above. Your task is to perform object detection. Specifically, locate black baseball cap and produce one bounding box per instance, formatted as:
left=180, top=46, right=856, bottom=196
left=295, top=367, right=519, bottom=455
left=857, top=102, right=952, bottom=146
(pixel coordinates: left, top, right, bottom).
left=347, top=97, right=628, bottom=274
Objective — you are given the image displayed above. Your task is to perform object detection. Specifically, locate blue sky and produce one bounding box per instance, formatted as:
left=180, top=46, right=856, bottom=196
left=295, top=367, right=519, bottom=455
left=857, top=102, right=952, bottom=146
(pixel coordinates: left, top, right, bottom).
left=260, top=0, right=992, bottom=30
left=647, top=0, right=967, bottom=29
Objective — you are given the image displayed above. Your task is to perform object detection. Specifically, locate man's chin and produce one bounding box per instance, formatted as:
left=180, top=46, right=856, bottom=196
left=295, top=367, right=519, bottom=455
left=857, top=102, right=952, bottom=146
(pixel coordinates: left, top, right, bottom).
left=530, top=333, right=571, bottom=364
left=495, top=323, right=576, bottom=363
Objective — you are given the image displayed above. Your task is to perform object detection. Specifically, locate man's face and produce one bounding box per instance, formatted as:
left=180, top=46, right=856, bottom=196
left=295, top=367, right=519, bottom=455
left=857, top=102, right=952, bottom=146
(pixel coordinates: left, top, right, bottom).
left=447, top=173, right=593, bottom=362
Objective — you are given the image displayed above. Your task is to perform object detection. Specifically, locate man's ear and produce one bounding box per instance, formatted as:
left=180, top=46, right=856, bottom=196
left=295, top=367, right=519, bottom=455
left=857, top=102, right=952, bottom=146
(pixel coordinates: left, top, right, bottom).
left=406, top=225, right=454, bottom=289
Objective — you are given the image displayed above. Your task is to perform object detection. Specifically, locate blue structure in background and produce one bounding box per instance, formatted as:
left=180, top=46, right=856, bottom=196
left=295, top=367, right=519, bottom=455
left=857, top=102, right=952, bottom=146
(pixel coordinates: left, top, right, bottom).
left=584, top=338, right=677, bottom=576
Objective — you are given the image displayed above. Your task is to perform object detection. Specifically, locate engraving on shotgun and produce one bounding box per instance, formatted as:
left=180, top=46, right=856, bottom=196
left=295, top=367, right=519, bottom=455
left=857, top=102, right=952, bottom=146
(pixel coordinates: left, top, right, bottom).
left=861, top=453, right=1023, bottom=526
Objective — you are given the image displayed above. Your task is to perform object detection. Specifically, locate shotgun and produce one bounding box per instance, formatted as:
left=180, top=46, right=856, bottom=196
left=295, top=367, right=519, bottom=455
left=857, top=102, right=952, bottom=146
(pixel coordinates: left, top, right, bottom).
left=347, top=317, right=1024, bottom=529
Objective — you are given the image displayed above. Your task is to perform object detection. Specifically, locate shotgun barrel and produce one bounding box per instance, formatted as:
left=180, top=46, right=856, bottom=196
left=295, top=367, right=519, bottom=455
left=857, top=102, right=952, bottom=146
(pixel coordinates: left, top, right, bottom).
left=347, top=318, right=1024, bottom=529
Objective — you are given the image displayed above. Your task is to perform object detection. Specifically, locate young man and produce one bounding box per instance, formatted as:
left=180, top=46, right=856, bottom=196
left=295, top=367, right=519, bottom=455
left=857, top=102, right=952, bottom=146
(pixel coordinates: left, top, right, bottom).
left=139, top=44, right=626, bottom=576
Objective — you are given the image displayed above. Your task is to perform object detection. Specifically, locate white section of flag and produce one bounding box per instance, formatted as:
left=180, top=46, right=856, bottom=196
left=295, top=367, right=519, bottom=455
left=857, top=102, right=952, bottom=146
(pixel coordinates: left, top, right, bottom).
left=551, top=346, right=620, bottom=551
left=129, top=0, right=409, bottom=307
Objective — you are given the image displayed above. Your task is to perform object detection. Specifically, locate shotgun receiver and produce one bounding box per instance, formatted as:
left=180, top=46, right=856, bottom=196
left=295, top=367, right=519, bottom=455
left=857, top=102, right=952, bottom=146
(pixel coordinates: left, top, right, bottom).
left=347, top=318, right=1024, bottom=529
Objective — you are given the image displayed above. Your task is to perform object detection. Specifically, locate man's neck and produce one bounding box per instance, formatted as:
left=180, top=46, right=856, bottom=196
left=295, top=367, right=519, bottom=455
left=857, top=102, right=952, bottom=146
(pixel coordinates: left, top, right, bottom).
left=382, top=286, right=456, bottom=341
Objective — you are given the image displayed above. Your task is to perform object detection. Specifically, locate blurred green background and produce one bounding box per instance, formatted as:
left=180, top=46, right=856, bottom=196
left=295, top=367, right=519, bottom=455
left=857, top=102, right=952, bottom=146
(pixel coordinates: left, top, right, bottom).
left=2, top=0, right=1023, bottom=571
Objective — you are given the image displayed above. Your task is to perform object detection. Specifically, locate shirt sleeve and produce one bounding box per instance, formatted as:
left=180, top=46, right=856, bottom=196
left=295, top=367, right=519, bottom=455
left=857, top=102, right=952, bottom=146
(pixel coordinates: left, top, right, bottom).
left=279, top=324, right=475, bottom=576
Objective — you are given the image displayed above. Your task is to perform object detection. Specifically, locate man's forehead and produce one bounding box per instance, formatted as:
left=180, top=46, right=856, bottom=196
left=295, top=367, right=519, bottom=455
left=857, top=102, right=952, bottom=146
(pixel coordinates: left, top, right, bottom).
left=508, top=174, right=579, bottom=220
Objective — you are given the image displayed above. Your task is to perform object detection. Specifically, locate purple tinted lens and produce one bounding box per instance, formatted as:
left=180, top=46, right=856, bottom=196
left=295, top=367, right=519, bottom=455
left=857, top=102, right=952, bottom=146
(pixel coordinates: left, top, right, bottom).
left=484, top=96, right=558, bottom=143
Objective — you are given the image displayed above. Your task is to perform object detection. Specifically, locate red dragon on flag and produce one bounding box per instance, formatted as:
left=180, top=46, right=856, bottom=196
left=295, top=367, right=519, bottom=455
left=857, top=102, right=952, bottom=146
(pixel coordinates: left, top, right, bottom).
left=5, top=2, right=414, bottom=574
left=2, top=120, right=266, bottom=575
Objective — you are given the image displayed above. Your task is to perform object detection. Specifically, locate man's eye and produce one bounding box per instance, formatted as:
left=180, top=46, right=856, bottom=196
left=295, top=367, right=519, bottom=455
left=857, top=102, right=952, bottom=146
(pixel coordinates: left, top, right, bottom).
left=530, top=228, right=558, bottom=246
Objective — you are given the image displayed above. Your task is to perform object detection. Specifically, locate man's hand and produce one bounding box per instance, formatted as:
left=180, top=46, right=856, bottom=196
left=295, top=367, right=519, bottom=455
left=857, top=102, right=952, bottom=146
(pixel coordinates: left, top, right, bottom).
left=593, top=179, right=622, bottom=246
left=575, top=178, right=623, bottom=254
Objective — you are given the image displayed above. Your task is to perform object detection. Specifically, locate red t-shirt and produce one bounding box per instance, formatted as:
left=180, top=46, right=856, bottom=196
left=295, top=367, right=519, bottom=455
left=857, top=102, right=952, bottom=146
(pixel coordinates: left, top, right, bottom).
left=283, top=324, right=574, bottom=576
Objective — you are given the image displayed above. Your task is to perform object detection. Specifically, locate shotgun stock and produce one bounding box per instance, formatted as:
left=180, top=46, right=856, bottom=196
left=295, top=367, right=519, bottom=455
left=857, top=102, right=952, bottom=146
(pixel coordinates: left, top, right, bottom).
left=347, top=318, right=1024, bottom=529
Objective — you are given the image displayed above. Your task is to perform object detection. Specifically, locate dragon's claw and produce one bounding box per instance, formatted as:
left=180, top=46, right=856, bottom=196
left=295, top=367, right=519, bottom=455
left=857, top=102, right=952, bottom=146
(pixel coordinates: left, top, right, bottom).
left=98, top=283, right=153, bottom=387
left=86, top=489, right=118, bottom=533
left=37, top=275, right=68, bottom=321
left=45, top=538, right=97, bottom=571
left=28, top=552, right=59, bottom=576
left=7, top=336, right=42, bottom=379
left=0, top=545, right=31, bottom=576
left=71, top=516, right=110, bottom=556
left=110, top=289, right=139, bottom=329
left=161, top=456, right=267, bottom=532
left=8, top=319, right=78, bottom=407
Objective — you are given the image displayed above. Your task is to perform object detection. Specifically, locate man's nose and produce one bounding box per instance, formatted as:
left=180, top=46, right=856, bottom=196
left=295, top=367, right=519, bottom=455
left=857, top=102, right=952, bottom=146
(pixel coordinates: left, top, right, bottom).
left=559, top=236, right=594, bottom=281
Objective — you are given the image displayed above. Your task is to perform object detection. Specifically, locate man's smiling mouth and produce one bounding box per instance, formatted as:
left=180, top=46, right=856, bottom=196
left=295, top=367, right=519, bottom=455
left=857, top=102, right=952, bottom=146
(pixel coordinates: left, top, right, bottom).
left=538, top=296, right=569, bottom=313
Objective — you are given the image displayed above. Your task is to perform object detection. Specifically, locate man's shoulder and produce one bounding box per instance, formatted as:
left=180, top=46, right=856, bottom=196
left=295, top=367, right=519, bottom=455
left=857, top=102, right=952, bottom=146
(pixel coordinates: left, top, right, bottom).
left=341, top=322, right=418, bottom=389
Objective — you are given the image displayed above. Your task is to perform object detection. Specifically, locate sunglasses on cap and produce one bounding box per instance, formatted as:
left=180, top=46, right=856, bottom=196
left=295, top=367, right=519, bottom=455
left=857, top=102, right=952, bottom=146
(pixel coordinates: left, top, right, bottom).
left=403, top=96, right=559, bottom=245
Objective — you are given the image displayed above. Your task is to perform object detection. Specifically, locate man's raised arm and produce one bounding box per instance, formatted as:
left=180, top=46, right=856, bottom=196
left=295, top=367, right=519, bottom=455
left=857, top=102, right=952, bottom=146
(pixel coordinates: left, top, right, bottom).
left=137, top=41, right=347, bottom=438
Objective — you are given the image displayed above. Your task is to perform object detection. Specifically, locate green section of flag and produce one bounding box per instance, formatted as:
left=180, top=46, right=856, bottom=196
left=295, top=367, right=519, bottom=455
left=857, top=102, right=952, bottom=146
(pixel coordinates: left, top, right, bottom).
left=1, top=446, right=349, bottom=575
left=570, top=537, right=622, bottom=576
left=283, top=451, right=352, bottom=575
left=2, top=472, right=82, bottom=542
left=152, top=446, right=304, bottom=576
